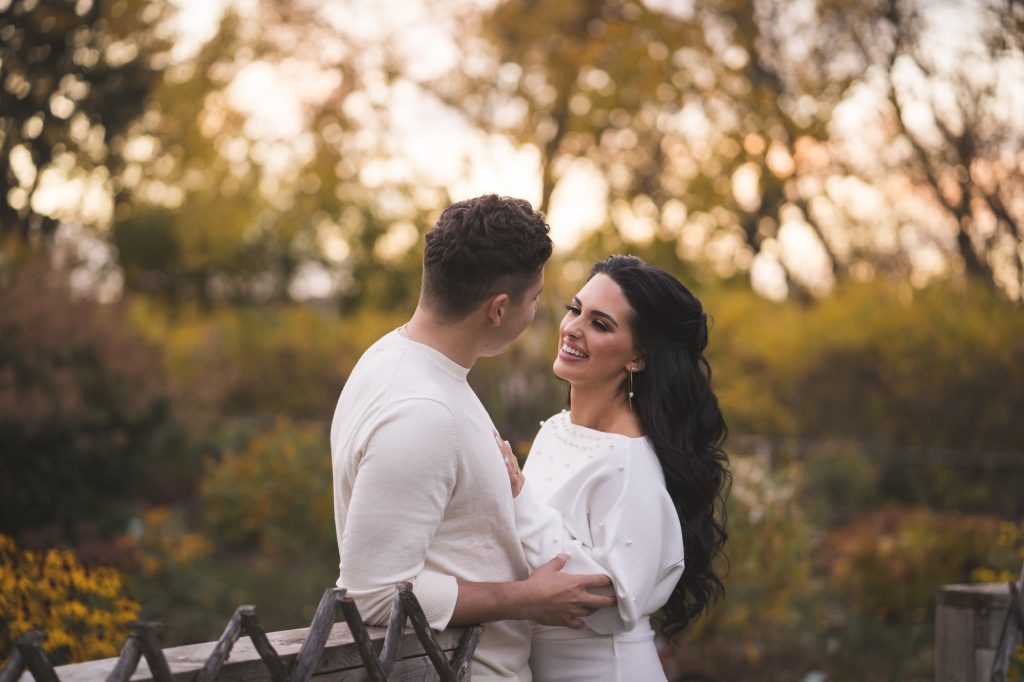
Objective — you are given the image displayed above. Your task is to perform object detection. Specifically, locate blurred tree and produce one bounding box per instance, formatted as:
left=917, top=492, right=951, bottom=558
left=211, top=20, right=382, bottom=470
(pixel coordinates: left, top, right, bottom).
left=429, top=0, right=1024, bottom=301
left=109, top=1, right=443, bottom=311
left=2, top=0, right=439, bottom=311
left=429, top=0, right=856, bottom=297
left=838, top=0, right=1024, bottom=298
left=0, top=0, right=171, bottom=242
left=0, top=261, right=175, bottom=538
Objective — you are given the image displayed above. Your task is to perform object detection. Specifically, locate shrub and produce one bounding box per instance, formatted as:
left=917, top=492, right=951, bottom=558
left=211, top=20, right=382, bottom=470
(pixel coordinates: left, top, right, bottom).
left=683, top=456, right=824, bottom=669
left=0, top=534, right=139, bottom=665
left=0, top=262, right=175, bottom=537
left=200, top=419, right=334, bottom=557
left=829, top=507, right=1014, bottom=624
left=127, top=301, right=405, bottom=439
left=706, top=280, right=1024, bottom=453
left=799, top=442, right=882, bottom=528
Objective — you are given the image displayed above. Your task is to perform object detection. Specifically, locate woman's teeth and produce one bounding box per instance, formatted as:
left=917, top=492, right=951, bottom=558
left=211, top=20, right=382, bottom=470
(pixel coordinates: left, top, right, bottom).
left=562, top=344, right=587, bottom=359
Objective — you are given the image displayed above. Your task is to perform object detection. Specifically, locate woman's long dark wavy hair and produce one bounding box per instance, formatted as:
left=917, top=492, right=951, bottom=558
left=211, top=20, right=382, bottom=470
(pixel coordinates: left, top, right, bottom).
left=590, top=254, right=729, bottom=639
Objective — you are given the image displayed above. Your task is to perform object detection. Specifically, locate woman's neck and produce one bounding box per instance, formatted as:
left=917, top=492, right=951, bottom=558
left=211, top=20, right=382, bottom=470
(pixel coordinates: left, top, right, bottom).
left=568, top=382, right=643, bottom=437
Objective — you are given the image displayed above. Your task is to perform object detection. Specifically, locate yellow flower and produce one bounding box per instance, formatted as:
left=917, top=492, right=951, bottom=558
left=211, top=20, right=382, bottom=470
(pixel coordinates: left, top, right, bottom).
left=0, top=534, right=140, bottom=666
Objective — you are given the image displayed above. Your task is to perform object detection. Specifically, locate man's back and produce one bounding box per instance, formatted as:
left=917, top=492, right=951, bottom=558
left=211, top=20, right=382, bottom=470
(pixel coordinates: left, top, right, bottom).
left=330, top=330, right=532, bottom=680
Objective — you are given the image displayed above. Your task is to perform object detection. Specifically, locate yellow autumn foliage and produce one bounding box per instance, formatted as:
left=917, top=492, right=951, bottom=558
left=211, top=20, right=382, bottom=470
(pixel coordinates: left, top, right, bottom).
left=969, top=521, right=1024, bottom=583
left=0, top=534, right=140, bottom=666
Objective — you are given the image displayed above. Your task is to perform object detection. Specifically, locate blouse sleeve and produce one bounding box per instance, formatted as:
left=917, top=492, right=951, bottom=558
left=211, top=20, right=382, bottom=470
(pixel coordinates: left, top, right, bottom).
left=513, top=439, right=685, bottom=635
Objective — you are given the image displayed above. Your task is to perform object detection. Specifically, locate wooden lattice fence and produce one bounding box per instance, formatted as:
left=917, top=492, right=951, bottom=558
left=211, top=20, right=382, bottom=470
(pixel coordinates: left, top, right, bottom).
left=0, top=582, right=481, bottom=682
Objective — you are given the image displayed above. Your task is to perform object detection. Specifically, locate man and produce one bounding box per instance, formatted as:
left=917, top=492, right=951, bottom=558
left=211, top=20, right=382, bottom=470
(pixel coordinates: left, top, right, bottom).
left=330, top=194, right=615, bottom=681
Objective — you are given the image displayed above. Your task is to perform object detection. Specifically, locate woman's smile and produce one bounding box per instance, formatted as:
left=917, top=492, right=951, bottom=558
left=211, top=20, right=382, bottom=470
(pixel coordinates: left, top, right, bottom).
left=559, top=340, right=589, bottom=360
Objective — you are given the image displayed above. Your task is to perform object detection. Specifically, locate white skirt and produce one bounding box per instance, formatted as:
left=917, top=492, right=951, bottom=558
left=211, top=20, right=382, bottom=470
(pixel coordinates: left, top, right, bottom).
left=529, top=621, right=668, bottom=682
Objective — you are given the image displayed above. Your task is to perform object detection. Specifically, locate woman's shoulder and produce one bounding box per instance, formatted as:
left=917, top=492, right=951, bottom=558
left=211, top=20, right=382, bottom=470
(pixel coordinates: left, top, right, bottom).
left=623, top=436, right=666, bottom=481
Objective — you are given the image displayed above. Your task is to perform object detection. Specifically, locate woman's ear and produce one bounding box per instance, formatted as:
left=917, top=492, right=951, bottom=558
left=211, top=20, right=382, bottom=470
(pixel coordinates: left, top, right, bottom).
left=628, top=353, right=646, bottom=372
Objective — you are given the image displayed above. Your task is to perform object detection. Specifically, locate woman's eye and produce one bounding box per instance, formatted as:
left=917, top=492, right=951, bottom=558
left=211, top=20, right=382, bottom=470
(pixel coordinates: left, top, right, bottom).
left=564, top=304, right=581, bottom=315
left=592, top=320, right=608, bottom=331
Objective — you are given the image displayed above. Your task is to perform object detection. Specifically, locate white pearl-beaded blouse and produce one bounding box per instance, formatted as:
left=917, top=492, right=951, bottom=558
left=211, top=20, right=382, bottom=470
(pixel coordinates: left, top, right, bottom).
left=513, top=411, right=685, bottom=635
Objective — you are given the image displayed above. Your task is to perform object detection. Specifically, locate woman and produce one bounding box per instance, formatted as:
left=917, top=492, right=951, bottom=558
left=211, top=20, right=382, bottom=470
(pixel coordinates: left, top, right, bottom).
left=498, top=255, right=730, bottom=681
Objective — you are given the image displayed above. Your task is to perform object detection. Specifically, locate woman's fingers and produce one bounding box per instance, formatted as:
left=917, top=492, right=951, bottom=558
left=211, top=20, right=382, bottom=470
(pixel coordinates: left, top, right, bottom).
left=493, top=432, right=523, bottom=495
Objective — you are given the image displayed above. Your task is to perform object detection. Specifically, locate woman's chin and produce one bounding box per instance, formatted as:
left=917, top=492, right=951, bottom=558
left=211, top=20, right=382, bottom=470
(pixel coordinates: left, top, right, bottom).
left=552, top=358, right=574, bottom=381
left=552, top=358, right=587, bottom=384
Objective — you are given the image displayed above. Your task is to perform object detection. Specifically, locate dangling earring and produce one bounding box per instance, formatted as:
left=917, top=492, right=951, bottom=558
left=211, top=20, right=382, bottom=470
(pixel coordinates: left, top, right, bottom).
left=628, top=368, right=635, bottom=410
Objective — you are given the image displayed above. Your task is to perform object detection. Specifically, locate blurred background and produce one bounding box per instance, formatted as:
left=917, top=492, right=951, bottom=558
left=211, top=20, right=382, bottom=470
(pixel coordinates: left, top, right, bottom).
left=1, top=0, right=1023, bottom=679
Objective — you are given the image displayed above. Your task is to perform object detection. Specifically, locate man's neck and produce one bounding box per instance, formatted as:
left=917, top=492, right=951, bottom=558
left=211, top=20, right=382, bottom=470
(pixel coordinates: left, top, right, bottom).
left=403, top=307, right=482, bottom=369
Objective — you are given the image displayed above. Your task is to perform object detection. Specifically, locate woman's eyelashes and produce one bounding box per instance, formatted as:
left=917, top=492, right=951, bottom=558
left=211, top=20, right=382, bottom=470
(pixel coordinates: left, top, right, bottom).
left=564, top=303, right=609, bottom=332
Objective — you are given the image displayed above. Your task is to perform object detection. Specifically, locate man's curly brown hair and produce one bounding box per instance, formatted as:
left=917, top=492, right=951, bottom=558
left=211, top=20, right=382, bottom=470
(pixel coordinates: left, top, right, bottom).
left=422, top=194, right=552, bottom=321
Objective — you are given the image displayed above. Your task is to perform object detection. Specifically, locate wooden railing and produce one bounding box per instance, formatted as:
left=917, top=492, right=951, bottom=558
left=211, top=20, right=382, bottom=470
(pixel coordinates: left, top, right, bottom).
left=0, top=583, right=481, bottom=682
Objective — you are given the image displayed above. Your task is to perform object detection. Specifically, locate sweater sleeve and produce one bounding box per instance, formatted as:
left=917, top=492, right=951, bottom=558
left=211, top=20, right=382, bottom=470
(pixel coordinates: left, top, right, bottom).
left=337, top=398, right=460, bottom=631
left=513, top=440, right=685, bottom=634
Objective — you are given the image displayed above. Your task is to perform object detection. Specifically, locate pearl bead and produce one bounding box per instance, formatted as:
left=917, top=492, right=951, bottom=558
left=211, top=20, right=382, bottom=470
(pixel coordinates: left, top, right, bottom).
left=550, top=412, right=612, bottom=451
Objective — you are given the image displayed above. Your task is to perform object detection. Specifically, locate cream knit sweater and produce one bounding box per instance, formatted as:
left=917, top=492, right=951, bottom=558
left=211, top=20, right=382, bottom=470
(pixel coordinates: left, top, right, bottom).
left=330, top=330, right=532, bottom=681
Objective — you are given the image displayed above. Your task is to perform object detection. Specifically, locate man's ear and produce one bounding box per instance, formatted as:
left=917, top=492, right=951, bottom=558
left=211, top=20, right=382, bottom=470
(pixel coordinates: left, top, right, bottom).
left=486, top=293, right=510, bottom=327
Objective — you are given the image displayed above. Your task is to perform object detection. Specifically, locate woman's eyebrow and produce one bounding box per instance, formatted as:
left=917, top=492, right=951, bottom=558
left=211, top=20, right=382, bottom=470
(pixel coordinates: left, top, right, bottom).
left=574, top=296, right=618, bottom=327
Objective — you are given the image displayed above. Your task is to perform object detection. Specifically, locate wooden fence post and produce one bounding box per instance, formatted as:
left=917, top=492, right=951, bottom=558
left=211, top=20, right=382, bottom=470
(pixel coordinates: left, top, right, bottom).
left=935, top=583, right=1010, bottom=682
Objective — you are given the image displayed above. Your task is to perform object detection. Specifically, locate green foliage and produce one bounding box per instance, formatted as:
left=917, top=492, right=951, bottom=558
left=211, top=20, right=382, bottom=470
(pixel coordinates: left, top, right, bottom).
left=94, top=505, right=333, bottom=648
left=118, top=505, right=319, bottom=647
left=0, top=262, right=176, bottom=537
left=200, top=419, right=334, bottom=558
left=799, top=443, right=882, bottom=528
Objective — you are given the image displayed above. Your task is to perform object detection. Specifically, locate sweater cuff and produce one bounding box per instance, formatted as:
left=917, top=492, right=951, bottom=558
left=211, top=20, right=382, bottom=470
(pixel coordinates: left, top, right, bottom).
left=411, top=570, right=459, bottom=630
